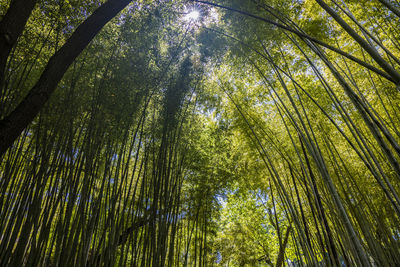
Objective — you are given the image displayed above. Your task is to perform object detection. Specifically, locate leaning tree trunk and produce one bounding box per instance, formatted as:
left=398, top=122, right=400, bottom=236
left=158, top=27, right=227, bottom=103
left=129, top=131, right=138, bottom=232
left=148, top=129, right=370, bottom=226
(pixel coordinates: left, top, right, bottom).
left=377, top=0, right=400, bottom=18
left=0, top=0, right=133, bottom=157
left=0, top=0, right=38, bottom=89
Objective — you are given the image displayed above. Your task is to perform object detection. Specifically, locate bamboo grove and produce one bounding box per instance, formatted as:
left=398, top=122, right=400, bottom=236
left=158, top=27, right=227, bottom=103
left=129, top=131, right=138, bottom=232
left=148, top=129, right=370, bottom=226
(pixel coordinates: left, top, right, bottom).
left=1, top=0, right=400, bottom=266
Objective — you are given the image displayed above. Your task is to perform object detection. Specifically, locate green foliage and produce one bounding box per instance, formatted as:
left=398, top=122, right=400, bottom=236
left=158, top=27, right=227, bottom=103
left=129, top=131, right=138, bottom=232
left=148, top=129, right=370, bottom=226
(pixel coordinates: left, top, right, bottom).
left=214, top=191, right=279, bottom=266
left=1, top=0, right=400, bottom=266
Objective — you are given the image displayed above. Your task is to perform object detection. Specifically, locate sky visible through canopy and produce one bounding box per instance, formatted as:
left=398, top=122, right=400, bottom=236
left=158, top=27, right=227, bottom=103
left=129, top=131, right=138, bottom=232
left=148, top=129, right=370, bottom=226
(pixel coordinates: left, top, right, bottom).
left=0, top=0, right=400, bottom=266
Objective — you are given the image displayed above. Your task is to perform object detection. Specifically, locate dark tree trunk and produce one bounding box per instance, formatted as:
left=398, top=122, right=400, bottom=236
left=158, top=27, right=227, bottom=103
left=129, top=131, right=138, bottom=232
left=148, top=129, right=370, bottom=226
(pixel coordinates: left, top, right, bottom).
left=378, top=0, right=400, bottom=18
left=0, top=0, right=38, bottom=88
left=0, top=0, right=132, bottom=156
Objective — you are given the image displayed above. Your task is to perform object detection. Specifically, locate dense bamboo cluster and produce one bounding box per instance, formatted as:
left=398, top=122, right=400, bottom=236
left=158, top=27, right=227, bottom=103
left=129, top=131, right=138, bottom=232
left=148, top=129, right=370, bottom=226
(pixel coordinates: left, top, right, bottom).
left=1, top=0, right=400, bottom=266
left=0, top=2, right=211, bottom=265
left=205, top=0, right=400, bottom=265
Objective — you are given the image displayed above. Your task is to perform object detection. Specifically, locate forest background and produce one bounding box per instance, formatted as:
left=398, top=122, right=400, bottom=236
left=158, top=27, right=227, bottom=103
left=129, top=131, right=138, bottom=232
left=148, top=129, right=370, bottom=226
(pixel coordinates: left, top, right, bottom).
left=1, top=0, right=400, bottom=266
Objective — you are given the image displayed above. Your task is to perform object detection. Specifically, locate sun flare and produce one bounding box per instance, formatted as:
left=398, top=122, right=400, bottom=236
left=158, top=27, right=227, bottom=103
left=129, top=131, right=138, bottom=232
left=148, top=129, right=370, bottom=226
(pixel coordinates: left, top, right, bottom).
left=184, top=10, right=200, bottom=21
